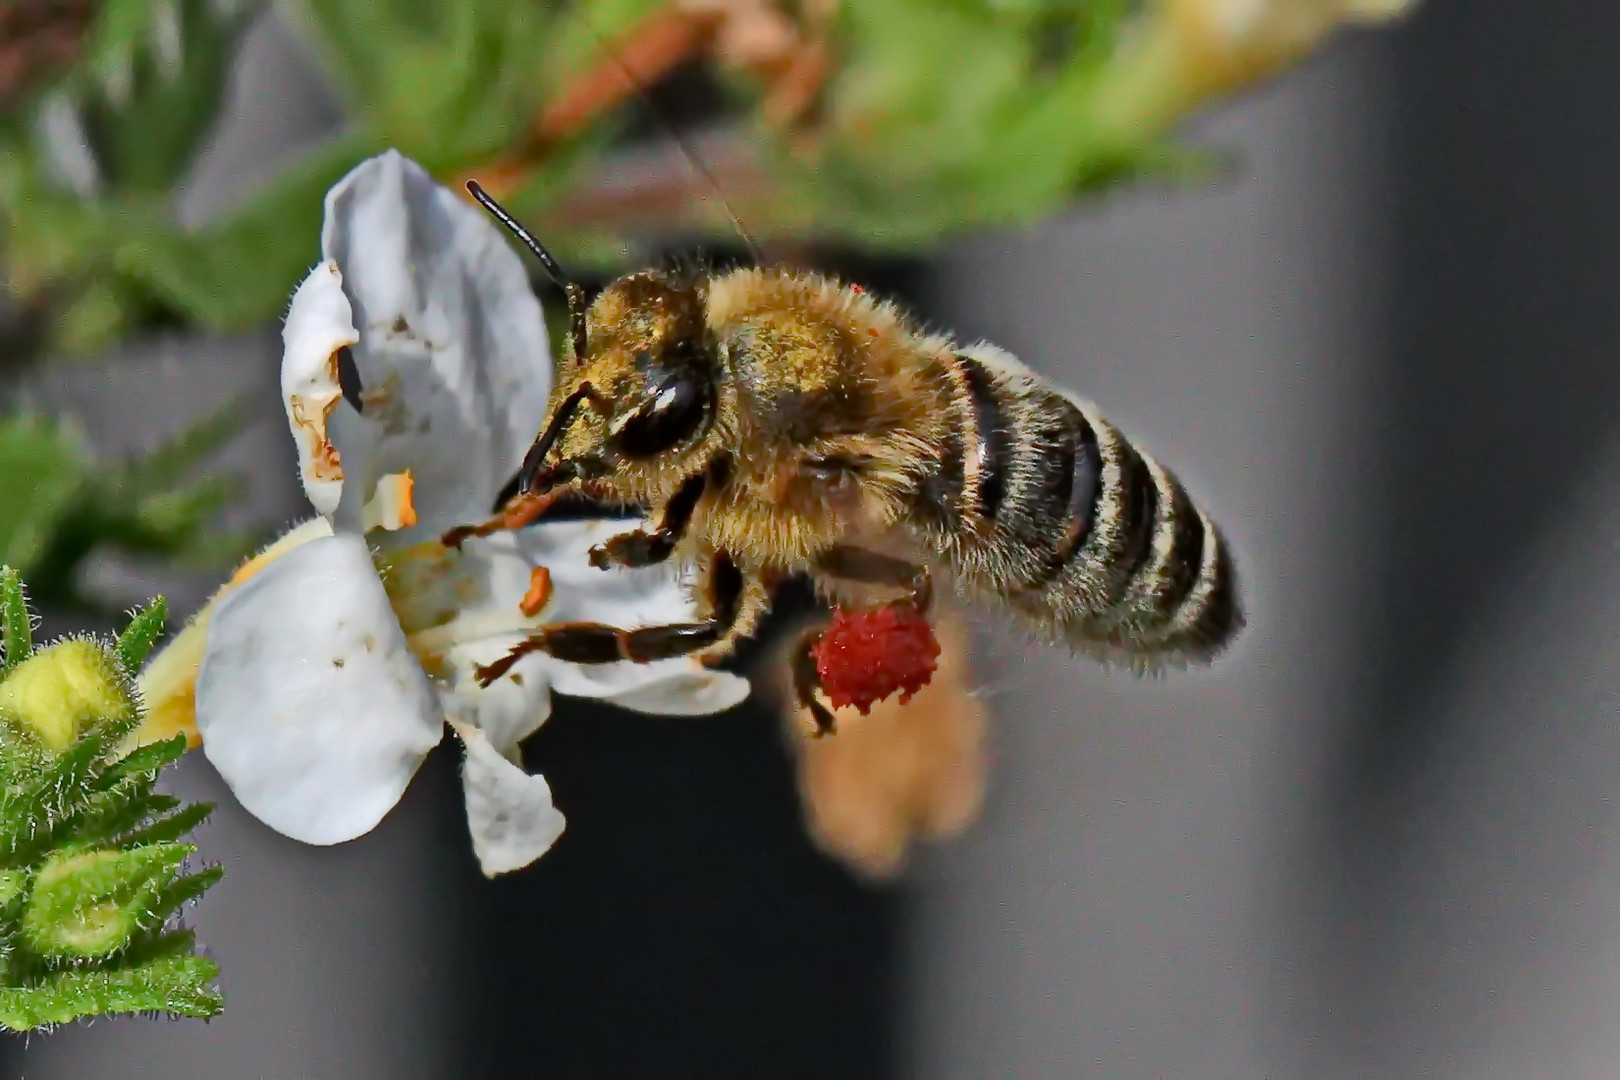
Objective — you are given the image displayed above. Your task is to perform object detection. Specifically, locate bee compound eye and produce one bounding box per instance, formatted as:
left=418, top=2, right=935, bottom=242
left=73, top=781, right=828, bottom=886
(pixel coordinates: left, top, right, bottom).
left=613, top=372, right=714, bottom=457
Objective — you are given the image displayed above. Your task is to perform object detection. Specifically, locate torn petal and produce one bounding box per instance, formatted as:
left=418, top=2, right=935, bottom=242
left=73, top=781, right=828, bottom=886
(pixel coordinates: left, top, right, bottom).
left=196, top=533, right=444, bottom=846
left=281, top=261, right=356, bottom=518
left=318, top=151, right=554, bottom=538
left=453, top=718, right=566, bottom=876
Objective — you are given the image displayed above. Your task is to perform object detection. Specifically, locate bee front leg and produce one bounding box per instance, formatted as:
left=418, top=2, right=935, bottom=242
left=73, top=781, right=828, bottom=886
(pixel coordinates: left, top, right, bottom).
left=587, top=473, right=702, bottom=569
left=441, top=489, right=561, bottom=549
left=588, top=456, right=728, bottom=569
left=475, top=551, right=748, bottom=687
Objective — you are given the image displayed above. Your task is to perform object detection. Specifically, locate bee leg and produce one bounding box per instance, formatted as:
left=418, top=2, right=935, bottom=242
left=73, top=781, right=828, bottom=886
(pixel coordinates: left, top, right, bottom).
left=443, top=385, right=609, bottom=548
left=588, top=459, right=715, bottom=569
left=791, top=628, right=837, bottom=737
left=814, top=546, right=933, bottom=613
left=507, top=384, right=603, bottom=497
left=441, top=489, right=560, bottom=549
left=475, top=552, right=744, bottom=686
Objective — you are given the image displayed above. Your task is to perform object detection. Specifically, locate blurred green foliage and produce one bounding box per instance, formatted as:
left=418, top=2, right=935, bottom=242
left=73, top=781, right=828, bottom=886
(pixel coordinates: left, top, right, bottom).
left=0, top=0, right=1222, bottom=358
left=0, top=403, right=258, bottom=615
left=0, top=575, right=222, bottom=1030
left=0, top=0, right=1194, bottom=614
left=0, top=0, right=1400, bottom=613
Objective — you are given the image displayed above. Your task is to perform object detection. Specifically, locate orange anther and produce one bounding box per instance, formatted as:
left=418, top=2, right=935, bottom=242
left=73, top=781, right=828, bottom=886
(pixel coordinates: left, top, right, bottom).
left=396, top=469, right=418, bottom=528
left=520, top=566, right=553, bottom=617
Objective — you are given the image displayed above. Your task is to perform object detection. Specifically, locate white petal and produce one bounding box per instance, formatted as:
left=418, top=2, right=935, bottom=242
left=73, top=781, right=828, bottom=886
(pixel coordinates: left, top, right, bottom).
left=599, top=666, right=752, bottom=716
left=280, top=262, right=356, bottom=518
left=382, top=532, right=556, bottom=750
left=318, top=151, right=554, bottom=539
left=441, top=632, right=554, bottom=755
left=452, top=718, right=566, bottom=877
left=518, top=518, right=705, bottom=626
left=196, top=533, right=445, bottom=845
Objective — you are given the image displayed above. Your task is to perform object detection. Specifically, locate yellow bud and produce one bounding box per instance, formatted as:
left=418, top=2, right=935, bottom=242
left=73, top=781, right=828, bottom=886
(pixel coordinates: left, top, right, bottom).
left=0, top=639, right=132, bottom=753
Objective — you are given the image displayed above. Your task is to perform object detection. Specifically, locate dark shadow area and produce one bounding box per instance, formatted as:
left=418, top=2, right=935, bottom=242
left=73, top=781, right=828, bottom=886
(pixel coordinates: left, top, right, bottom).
left=452, top=234, right=927, bottom=1080
left=1340, top=0, right=1620, bottom=807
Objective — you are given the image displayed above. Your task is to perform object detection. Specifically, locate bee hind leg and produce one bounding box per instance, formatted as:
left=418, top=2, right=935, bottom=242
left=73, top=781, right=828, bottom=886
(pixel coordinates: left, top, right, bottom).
left=814, top=545, right=932, bottom=612
left=791, top=627, right=837, bottom=737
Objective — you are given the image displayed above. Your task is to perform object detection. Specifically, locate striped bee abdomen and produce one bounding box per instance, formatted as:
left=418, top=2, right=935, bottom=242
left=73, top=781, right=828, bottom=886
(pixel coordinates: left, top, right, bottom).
left=920, top=343, right=1242, bottom=667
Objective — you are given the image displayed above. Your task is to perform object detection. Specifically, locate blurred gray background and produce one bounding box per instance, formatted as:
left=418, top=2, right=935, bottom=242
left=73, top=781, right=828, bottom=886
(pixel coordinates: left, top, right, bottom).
left=14, top=1, right=1620, bottom=1077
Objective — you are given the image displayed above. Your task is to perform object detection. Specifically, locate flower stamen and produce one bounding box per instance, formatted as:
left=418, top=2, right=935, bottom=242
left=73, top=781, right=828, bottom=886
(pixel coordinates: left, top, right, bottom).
left=519, top=566, right=552, bottom=618
left=362, top=470, right=419, bottom=532
left=405, top=608, right=546, bottom=659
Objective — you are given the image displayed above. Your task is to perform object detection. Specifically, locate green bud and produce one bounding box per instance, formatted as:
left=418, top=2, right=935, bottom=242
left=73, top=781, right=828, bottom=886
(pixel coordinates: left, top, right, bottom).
left=0, top=870, right=26, bottom=908
left=22, top=843, right=191, bottom=959
left=0, top=640, right=133, bottom=753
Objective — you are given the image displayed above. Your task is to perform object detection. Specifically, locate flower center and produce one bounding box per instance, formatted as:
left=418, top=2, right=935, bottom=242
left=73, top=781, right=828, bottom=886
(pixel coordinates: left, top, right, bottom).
left=376, top=539, right=548, bottom=677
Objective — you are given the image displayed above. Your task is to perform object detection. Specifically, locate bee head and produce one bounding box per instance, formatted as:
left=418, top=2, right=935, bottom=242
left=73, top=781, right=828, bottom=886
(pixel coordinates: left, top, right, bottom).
left=571, top=270, right=718, bottom=460
left=463, top=180, right=719, bottom=501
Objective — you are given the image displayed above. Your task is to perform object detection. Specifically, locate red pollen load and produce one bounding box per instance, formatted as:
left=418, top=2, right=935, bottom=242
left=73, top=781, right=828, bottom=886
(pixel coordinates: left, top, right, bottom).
left=812, top=605, right=941, bottom=714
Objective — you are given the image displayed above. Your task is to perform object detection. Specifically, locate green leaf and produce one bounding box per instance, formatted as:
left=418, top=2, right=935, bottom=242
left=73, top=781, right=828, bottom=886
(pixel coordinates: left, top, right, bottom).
left=0, top=580, right=223, bottom=1028
left=51, top=792, right=181, bottom=858
left=142, top=863, right=222, bottom=927
left=0, top=953, right=222, bottom=1029
left=0, top=871, right=27, bottom=909
left=0, top=415, right=90, bottom=573
left=120, top=130, right=382, bottom=330
left=13, top=682, right=146, bottom=833
left=12, top=396, right=266, bottom=613
left=116, top=800, right=213, bottom=849
left=0, top=566, right=33, bottom=675
left=115, top=596, right=168, bottom=676
left=298, top=0, right=560, bottom=166
left=118, top=925, right=201, bottom=966
left=75, top=0, right=263, bottom=193
left=99, top=734, right=187, bottom=788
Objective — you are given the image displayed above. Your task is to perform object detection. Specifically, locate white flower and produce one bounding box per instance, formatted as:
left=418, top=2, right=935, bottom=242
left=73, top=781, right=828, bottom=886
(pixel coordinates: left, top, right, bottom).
left=138, top=151, right=749, bottom=876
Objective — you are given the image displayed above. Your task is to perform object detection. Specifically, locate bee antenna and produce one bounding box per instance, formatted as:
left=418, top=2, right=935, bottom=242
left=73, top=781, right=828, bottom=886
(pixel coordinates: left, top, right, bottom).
left=466, top=179, right=590, bottom=365
left=577, top=23, right=766, bottom=268
left=466, top=179, right=568, bottom=288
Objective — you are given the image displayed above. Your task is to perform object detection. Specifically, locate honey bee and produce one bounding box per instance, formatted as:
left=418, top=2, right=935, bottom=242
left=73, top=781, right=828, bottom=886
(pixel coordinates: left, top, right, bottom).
left=448, top=181, right=1243, bottom=732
